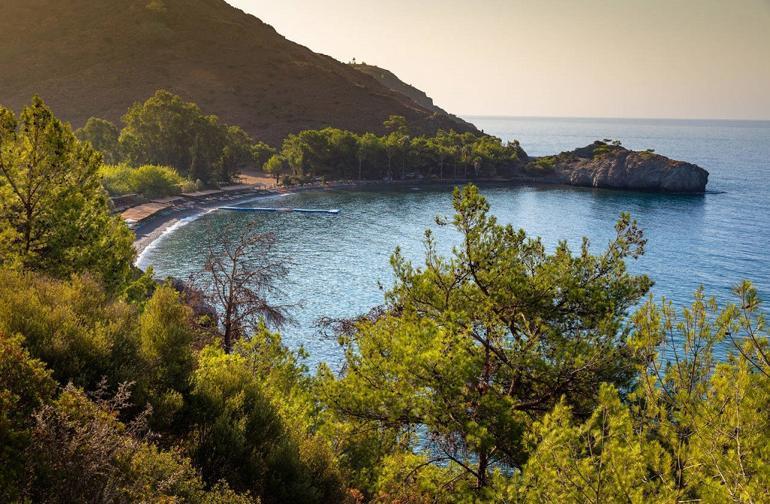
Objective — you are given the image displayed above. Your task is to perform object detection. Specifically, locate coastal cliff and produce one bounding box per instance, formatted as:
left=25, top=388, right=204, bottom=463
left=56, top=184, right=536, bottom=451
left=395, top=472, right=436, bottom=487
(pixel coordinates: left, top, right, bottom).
left=522, top=141, right=709, bottom=193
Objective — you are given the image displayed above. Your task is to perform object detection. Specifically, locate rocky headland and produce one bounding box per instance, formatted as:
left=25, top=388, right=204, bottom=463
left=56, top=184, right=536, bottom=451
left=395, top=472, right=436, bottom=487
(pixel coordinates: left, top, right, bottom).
left=519, top=141, right=709, bottom=193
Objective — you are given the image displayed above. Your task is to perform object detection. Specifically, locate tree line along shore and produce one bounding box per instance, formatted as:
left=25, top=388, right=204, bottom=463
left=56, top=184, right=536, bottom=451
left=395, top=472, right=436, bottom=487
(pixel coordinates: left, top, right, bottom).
left=80, top=89, right=528, bottom=198
left=87, top=89, right=708, bottom=231
left=78, top=89, right=530, bottom=228
left=0, top=96, right=759, bottom=503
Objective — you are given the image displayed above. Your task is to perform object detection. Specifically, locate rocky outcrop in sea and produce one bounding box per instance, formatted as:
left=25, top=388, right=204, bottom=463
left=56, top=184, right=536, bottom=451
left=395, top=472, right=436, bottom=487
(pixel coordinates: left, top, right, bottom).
left=522, top=141, right=709, bottom=193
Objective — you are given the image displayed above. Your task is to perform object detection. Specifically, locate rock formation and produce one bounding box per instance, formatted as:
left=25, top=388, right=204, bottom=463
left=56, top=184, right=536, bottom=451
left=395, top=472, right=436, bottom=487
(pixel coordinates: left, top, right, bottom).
left=522, top=141, right=709, bottom=193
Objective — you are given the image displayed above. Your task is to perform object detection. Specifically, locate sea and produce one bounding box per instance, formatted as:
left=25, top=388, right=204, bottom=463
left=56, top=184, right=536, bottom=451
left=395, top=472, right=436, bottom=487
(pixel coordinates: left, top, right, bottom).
left=138, top=117, right=770, bottom=368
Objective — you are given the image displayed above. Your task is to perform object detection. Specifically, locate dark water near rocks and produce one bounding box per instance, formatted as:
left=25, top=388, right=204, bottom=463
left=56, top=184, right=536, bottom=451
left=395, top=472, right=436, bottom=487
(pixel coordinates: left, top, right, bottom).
left=138, top=117, right=770, bottom=368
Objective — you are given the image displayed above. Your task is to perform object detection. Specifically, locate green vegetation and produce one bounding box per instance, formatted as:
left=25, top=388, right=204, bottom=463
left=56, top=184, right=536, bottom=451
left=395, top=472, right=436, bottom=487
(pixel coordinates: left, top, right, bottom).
left=77, top=90, right=274, bottom=192
left=592, top=139, right=624, bottom=158
left=524, top=155, right=558, bottom=175
left=265, top=116, right=527, bottom=184
left=78, top=93, right=530, bottom=193
left=119, top=91, right=255, bottom=184
left=100, top=164, right=193, bottom=198
left=75, top=116, right=121, bottom=164
left=320, top=185, right=652, bottom=493
left=0, top=97, right=136, bottom=290
left=1, top=98, right=769, bottom=503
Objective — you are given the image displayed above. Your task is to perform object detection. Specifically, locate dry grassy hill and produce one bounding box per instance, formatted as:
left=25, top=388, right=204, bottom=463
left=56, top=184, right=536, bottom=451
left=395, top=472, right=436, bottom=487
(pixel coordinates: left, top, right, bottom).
left=0, top=0, right=477, bottom=145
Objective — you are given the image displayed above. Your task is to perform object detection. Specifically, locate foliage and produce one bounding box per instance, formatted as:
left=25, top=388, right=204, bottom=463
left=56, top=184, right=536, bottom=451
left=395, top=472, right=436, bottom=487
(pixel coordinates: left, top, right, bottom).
left=138, top=284, right=196, bottom=428
left=0, top=268, right=341, bottom=502
left=383, top=114, right=410, bottom=135
left=263, top=153, right=289, bottom=183
left=235, top=329, right=348, bottom=502
left=129, top=164, right=185, bottom=198
left=521, top=384, right=674, bottom=502
left=518, top=283, right=770, bottom=503
left=74, top=93, right=531, bottom=188
left=0, top=97, right=135, bottom=289
left=99, top=163, right=135, bottom=195
left=252, top=141, right=276, bottom=171
left=100, top=163, right=185, bottom=198
left=119, top=90, right=264, bottom=184
left=0, top=333, right=56, bottom=502
left=0, top=330, right=254, bottom=503
left=591, top=140, right=623, bottom=158
left=187, top=345, right=343, bottom=503
left=524, top=155, right=557, bottom=175
left=0, top=269, right=140, bottom=391
left=75, top=116, right=121, bottom=164
left=24, top=383, right=254, bottom=503
left=0, top=167, right=769, bottom=504
left=266, top=121, right=527, bottom=184
left=322, top=184, right=652, bottom=492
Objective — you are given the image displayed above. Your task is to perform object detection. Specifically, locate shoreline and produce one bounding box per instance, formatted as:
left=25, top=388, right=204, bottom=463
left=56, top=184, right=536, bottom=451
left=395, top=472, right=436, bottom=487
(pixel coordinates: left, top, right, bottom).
left=131, top=178, right=504, bottom=258
left=131, top=176, right=712, bottom=261
left=132, top=179, right=414, bottom=258
left=132, top=190, right=273, bottom=258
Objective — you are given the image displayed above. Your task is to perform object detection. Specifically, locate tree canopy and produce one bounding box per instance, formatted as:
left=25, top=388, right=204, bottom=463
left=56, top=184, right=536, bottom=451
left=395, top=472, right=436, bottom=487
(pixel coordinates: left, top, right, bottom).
left=75, top=116, right=121, bottom=164
left=321, top=184, right=653, bottom=491
left=268, top=120, right=528, bottom=185
left=0, top=95, right=767, bottom=504
left=119, top=90, right=255, bottom=184
left=0, top=96, right=135, bottom=290
left=79, top=91, right=275, bottom=189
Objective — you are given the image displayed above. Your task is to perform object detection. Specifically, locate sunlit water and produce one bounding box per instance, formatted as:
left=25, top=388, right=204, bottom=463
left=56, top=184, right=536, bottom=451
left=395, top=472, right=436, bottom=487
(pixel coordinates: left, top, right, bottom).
left=139, top=117, right=770, bottom=369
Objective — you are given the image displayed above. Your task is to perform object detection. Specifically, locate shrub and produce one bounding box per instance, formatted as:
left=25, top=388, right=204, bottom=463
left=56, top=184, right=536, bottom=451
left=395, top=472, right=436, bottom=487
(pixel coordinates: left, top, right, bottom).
left=131, top=164, right=184, bottom=198
left=100, top=164, right=136, bottom=195
left=0, top=333, right=56, bottom=502
left=524, top=155, right=557, bottom=175
left=100, top=164, right=185, bottom=198
left=24, top=384, right=254, bottom=503
left=0, top=269, right=140, bottom=391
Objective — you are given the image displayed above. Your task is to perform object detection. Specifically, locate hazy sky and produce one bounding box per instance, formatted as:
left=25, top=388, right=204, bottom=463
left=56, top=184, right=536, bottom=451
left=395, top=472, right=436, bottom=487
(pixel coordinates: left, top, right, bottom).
left=229, top=0, right=770, bottom=120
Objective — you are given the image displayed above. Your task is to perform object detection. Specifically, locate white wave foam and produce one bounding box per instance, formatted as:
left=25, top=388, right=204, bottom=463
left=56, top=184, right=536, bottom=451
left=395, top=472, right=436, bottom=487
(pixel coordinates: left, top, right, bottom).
left=135, top=191, right=291, bottom=269
left=135, top=209, right=215, bottom=268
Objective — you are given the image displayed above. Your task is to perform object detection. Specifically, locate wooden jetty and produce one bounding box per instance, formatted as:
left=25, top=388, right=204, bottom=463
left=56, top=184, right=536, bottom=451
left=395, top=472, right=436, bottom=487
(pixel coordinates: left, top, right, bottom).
left=219, top=206, right=340, bottom=215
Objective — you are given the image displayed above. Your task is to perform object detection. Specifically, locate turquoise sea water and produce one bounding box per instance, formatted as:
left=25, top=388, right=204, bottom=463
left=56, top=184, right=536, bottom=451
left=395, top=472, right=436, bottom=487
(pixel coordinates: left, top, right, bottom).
left=139, top=117, right=770, bottom=368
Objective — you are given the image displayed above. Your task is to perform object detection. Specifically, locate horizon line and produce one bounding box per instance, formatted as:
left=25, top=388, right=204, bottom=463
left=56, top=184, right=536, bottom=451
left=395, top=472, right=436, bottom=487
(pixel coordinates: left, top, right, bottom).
left=461, top=114, right=770, bottom=123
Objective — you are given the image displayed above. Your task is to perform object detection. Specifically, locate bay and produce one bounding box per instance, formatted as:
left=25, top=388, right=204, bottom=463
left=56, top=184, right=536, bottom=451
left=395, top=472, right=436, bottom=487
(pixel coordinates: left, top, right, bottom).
left=139, top=117, right=770, bottom=367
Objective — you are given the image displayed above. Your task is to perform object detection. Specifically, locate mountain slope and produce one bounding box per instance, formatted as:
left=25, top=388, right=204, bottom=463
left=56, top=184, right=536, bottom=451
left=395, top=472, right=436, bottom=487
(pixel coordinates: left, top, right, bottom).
left=0, top=0, right=477, bottom=145
left=351, top=63, right=476, bottom=132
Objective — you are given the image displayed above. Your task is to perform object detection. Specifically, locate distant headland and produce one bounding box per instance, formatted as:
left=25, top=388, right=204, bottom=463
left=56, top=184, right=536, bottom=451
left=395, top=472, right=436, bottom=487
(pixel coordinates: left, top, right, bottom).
left=518, top=141, right=709, bottom=193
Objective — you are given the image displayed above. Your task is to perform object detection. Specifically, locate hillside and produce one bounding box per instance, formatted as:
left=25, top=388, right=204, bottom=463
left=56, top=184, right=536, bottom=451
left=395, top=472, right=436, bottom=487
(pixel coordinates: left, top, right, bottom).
left=351, top=63, right=474, bottom=130
left=0, top=0, right=477, bottom=145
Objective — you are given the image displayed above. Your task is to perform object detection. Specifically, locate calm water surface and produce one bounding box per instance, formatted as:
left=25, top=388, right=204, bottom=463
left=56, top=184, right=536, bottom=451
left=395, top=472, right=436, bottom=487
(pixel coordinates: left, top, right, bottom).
left=139, top=117, right=770, bottom=368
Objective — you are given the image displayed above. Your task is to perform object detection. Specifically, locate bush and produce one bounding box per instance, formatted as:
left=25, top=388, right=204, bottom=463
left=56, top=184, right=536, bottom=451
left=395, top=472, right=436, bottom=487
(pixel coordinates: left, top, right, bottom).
left=0, top=269, right=140, bottom=391
left=0, top=333, right=56, bottom=502
left=100, top=164, right=185, bottom=198
left=138, top=284, right=195, bottom=429
left=524, top=155, right=557, bottom=175
left=24, top=384, right=254, bottom=503
left=100, top=164, right=135, bottom=195
left=131, top=164, right=185, bottom=198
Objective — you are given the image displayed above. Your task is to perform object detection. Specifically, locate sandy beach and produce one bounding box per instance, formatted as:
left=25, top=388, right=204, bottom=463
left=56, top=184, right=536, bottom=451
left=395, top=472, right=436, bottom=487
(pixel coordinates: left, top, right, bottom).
left=132, top=189, right=278, bottom=256
left=131, top=180, right=375, bottom=257
left=130, top=177, right=535, bottom=259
